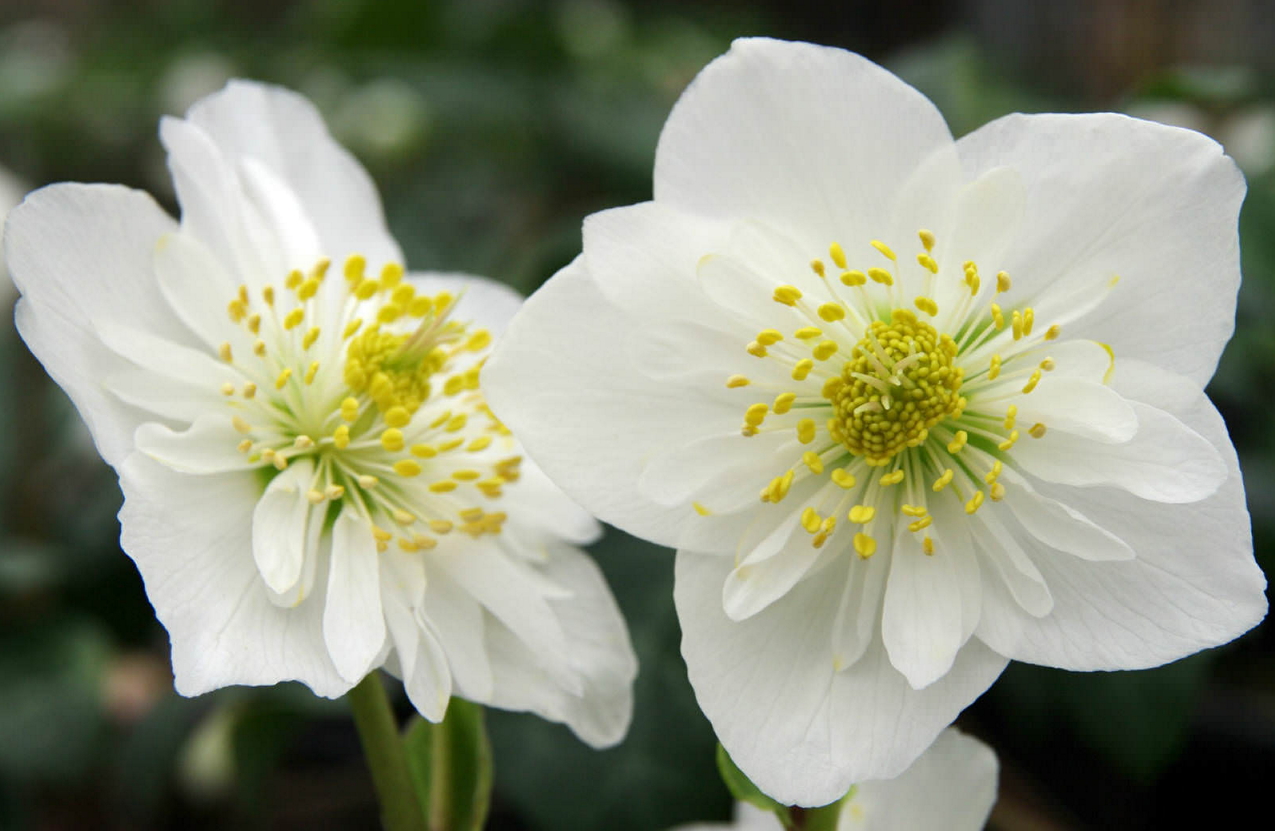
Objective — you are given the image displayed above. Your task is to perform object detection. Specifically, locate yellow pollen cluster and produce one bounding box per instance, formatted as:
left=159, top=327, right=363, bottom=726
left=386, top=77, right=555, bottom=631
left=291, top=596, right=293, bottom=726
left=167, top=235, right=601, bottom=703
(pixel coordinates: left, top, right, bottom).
left=827, top=309, right=965, bottom=466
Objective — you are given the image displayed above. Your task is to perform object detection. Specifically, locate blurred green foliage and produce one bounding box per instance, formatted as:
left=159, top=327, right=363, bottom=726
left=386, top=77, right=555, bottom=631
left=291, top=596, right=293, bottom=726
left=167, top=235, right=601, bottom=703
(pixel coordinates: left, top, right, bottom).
left=0, top=2, right=1271, bottom=830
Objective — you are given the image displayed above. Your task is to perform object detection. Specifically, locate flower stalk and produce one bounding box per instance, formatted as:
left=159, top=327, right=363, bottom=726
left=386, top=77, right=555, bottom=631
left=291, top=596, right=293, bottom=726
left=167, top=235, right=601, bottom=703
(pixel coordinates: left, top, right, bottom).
left=348, top=672, right=429, bottom=831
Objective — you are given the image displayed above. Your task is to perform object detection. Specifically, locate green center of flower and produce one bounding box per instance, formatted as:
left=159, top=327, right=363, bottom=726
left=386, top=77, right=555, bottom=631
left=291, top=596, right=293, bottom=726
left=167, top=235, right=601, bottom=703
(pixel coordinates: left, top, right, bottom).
left=827, top=310, right=965, bottom=466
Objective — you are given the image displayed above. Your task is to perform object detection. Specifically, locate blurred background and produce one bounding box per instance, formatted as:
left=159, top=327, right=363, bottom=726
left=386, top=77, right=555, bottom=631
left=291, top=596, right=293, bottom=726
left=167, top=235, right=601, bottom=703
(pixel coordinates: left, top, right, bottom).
left=0, top=0, right=1272, bottom=828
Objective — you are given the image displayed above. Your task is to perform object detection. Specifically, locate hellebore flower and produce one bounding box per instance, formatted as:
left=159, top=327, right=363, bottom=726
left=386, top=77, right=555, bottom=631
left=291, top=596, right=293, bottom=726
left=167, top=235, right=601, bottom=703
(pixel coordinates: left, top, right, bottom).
left=484, top=38, right=1268, bottom=801
left=674, top=728, right=997, bottom=831
left=7, top=80, right=636, bottom=746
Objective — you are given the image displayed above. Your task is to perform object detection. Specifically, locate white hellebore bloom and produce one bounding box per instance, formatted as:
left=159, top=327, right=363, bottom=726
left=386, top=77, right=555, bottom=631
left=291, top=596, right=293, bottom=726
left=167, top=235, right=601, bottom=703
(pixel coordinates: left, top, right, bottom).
left=484, top=38, right=1269, bottom=803
left=6, top=80, right=636, bottom=746
left=674, top=729, right=998, bottom=831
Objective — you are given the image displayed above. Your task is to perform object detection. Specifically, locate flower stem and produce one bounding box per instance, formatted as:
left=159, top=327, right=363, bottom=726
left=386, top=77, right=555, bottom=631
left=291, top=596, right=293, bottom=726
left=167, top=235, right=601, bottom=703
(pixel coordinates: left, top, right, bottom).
left=787, top=800, right=843, bottom=831
left=347, top=672, right=429, bottom=831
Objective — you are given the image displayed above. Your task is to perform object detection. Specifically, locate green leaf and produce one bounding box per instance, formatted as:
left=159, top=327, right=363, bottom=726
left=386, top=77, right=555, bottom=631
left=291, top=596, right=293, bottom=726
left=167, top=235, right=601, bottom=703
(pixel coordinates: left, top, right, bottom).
left=715, top=744, right=790, bottom=824
left=403, top=698, right=493, bottom=831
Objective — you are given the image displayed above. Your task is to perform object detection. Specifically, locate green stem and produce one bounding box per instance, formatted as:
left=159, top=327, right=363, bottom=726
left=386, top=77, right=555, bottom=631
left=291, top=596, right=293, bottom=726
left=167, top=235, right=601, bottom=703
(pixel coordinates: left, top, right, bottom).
left=787, top=799, right=844, bottom=831
left=347, top=672, right=429, bottom=831
left=428, top=713, right=452, bottom=831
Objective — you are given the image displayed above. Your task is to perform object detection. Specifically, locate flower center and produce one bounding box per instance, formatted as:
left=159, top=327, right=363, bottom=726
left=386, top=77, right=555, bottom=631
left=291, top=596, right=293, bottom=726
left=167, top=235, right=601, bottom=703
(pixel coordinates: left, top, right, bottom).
left=214, top=255, right=519, bottom=552
left=827, top=310, right=964, bottom=466
left=711, top=228, right=1118, bottom=559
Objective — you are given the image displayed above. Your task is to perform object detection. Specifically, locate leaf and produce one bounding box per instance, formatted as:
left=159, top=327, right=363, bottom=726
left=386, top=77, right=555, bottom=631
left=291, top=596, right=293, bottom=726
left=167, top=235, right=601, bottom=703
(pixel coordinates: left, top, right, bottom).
left=402, top=698, right=493, bottom=831
left=715, top=743, right=791, bottom=825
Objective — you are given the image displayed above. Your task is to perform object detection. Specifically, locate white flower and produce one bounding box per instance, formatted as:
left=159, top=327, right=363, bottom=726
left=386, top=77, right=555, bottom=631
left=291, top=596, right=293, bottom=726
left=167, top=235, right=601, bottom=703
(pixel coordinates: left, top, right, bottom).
left=484, top=38, right=1269, bottom=802
left=6, top=80, right=636, bottom=746
left=675, top=728, right=997, bottom=831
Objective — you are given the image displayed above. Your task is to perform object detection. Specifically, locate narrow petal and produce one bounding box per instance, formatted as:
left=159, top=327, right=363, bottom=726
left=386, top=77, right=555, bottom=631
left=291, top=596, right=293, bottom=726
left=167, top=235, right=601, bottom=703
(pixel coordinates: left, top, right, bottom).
left=999, top=469, right=1134, bottom=562
left=251, top=459, right=313, bottom=595
left=403, top=621, right=453, bottom=723
left=654, top=38, right=956, bottom=252
left=722, top=528, right=824, bottom=621
left=419, top=568, right=494, bottom=703
left=957, top=112, right=1244, bottom=386
left=1007, top=376, right=1137, bottom=443
left=831, top=549, right=889, bottom=671
left=881, top=519, right=977, bottom=690
left=1013, top=401, right=1226, bottom=503
left=117, top=453, right=347, bottom=697
left=134, top=413, right=253, bottom=474
left=677, top=551, right=1007, bottom=807
left=482, top=543, right=637, bottom=748
left=324, top=511, right=386, bottom=683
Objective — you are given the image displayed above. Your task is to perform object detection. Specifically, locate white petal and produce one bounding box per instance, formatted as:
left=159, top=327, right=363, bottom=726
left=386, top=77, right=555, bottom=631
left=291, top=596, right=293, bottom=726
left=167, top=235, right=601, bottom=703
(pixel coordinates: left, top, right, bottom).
left=117, top=453, right=347, bottom=697
left=1012, top=400, right=1226, bottom=503
left=251, top=459, right=313, bottom=595
left=881, top=514, right=980, bottom=690
left=404, top=621, right=453, bottom=723
left=849, top=727, right=998, bottom=831
left=8, top=184, right=189, bottom=466
left=638, top=430, right=792, bottom=508
left=96, top=317, right=231, bottom=390
left=482, top=542, right=637, bottom=748
left=831, top=549, right=889, bottom=671
left=183, top=79, right=402, bottom=267
left=494, top=457, right=601, bottom=549
left=999, top=468, right=1134, bottom=561
left=957, top=112, right=1244, bottom=386
left=967, top=508, right=1053, bottom=618
left=582, top=201, right=729, bottom=324
left=676, top=551, right=1007, bottom=807
left=997, top=389, right=1266, bottom=670
left=153, top=232, right=243, bottom=350
left=134, top=413, right=253, bottom=474
left=1006, top=376, right=1137, bottom=443
left=409, top=271, right=526, bottom=337
left=435, top=544, right=581, bottom=696
left=722, top=525, right=824, bottom=621
left=324, top=511, right=386, bottom=683
left=418, top=568, right=494, bottom=702
left=654, top=38, right=955, bottom=252
left=484, top=256, right=741, bottom=551
left=104, top=369, right=218, bottom=423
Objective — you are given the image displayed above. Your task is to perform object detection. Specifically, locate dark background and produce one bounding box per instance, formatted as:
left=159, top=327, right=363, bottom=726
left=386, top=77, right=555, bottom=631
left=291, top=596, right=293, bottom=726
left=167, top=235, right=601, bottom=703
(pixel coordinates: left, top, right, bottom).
left=0, top=1, right=1272, bottom=829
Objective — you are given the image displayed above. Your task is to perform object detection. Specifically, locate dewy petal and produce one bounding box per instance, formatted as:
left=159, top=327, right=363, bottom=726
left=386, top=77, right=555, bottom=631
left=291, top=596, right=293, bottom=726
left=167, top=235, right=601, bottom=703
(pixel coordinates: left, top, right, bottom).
left=1013, top=401, right=1226, bottom=503
left=654, top=38, right=955, bottom=251
left=182, top=79, right=402, bottom=267
left=324, top=511, right=387, bottom=683
left=7, top=184, right=189, bottom=466
left=117, top=453, right=347, bottom=697
left=251, top=459, right=313, bottom=596
left=484, top=256, right=741, bottom=551
left=851, top=727, right=998, bottom=831
left=992, top=387, right=1265, bottom=670
left=677, top=551, right=1007, bottom=807
left=957, top=112, right=1244, bottom=386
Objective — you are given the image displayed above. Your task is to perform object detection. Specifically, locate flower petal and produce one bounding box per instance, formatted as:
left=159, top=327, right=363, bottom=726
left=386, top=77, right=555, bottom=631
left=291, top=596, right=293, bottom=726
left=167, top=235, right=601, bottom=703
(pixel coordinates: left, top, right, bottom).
left=676, top=550, right=1007, bottom=807
left=999, top=468, right=1134, bottom=562
left=851, top=727, right=998, bottom=831
left=324, top=511, right=386, bottom=683
left=957, top=112, right=1244, bottom=386
left=1000, top=384, right=1267, bottom=670
left=117, top=453, right=347, bottom=697
left=1012, top=401, right=1226, bottom=503
left=1007, top=376, right=1137, bottom=443
left=722, top=524, right=824, bottom=621
left=183, top=79, right=402, bottom=267
left=134, top=413, right=253, bottom=474
left=409, top=271, right=526, bottom=337
left=484, top=256, right=741, bottom=551
left=482, top=542, right=637, bottom=748
left=654, top=38, right=955, bottom=252
left=251, top=459, right=313, bottom=595
left=419, top=568, right=494, bottom=703
left=881, top=509, right=981, bottom=690
left=8, top=183, right=187, bottom=466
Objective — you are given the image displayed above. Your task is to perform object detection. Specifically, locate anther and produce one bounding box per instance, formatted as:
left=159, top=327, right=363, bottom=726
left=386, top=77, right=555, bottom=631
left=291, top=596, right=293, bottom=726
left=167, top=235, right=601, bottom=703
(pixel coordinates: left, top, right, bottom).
left=1029, top=422, right=1047, bottom=438
left=829, top=242, right=848, bottom=269
left=243, top=383, right=256, bottom=398
left=294, top=435, right=314, bottom=449
left=849, top=505, right=876, bottom=524
left=922, top=537, right=935, bottom=555
left=988, top=354, right=1001, bottom=380
left=880, top=469, right=905, bottom=486
left=284, top=308, right=304, bottom=330
left=802, top=451, right=824, bottom=474
left=946, top=431, right=968, bottom=454
left=801, top=507, right=822, bottom=534
left=792, top=359, right=814, bottom=381
left=933, top=468, right=954, bottom=491
left=744, top=404, right=768, bottom=427
left=867, top=267, right=893, bottom=286
left=218, top=343, right=233, bottom=362
left=325, top=484, right=345, bottom=500
left=274, top=368, right=292, bottom=390
left=909, top=515, right=933, bottom=532
left=917, top=254, right=939, bottom=274
left=818, top=303, right=846, bottom=322
left=870, top=240, right=896, bottom=261
left=220, top=382, right=235, bottom=396
left=996, top=271, right=1011, bottom=293
left=841, top=270, right=867, bottom=287
left=381, top=429, right=405, bottom=452
left=811, top=260, right=826, bottom=278
left=1004, top=405, right=1017, bottom=430
left=965, top=491, right=985, bottom=514
left=914, top=296, right=938, bottom=316
left=1044, top=324, right=1061, bottom=341
left=991, top=303, right=1005, bottom=329
left=726, top=375, right=750, bottom=388
left=998, top=431, right=1020, bottom=451
left=303, top=327, right=321, bottom=350
left=831, top=468, right=856, bottom=489
left=812, top=341, right=838, bottom=361
left=1022, top=369, right=1042, bottom=394
left=773, top=392, right=797, bottom=414
left=797, top=419, right=816, bottom=444
left=394, top=460, right=423, bottom=477
left=773, top=284, right=801, bottom=305
left=853, top=533, right=877, bottom=558
left=918, top=229, right=936, bottom=252
left=232, top=416, right=252, bottom=434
